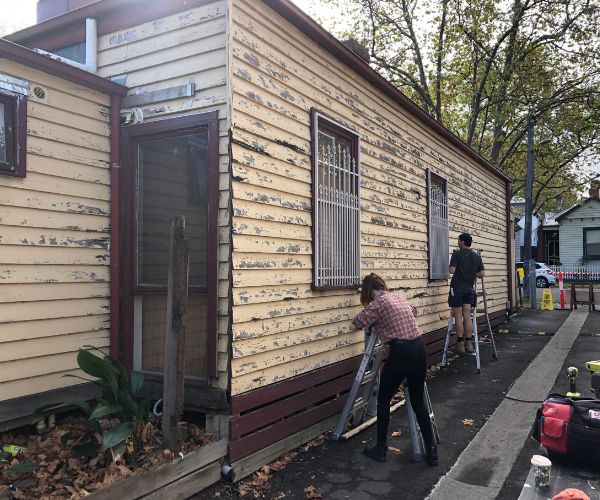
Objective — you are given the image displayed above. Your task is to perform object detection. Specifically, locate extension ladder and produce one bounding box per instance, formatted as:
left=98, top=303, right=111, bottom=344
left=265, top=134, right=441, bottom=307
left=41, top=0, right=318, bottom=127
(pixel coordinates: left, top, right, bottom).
left=441, top=272, right=499, bottom=373
left=332, top=332, right=440, bottom=461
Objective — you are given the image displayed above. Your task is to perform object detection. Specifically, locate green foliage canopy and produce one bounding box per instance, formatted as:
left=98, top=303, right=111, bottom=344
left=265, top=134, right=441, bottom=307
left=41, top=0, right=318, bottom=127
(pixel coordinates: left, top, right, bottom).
left=312, top=0, right=600, bottom=212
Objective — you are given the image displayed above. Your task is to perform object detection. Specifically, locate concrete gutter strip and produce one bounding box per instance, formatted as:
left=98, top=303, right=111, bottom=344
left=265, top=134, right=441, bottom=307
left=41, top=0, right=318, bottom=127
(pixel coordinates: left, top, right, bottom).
left=427, top=310, right=589, bottom=500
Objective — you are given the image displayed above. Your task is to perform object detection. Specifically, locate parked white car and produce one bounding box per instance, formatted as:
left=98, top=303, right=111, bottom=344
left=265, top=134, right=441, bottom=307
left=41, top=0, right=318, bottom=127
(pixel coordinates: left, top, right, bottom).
left=516, top=262, right=556, bottom=288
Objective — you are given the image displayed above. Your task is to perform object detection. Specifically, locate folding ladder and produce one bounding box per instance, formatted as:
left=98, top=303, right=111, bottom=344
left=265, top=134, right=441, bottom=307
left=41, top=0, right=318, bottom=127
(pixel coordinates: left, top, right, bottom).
left=440, top=272, right=499, bottom=373
left=332, top=332, right=440, bottom=461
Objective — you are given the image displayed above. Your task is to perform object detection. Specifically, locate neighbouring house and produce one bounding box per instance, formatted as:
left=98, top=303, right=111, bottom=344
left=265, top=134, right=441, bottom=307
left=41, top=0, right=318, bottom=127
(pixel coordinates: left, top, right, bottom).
left=555, top=184, right=600, bottom=266
left=2, top=0, right=511, bottom=484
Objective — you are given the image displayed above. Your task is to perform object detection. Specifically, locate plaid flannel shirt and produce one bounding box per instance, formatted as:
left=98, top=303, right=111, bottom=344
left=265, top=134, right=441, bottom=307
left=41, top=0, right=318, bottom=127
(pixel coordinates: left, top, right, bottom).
left=352, top=292, right=421, bottom=343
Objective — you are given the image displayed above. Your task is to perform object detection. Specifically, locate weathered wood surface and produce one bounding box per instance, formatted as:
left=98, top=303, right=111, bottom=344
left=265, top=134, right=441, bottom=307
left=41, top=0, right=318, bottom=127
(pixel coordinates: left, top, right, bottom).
left=143, top=462, right=221, bottom=500
left=231, top=414, right=339, bottom=481
left=162, top=217, right=190, bottom=453
left=228, top=0, right=509, bottom=394
left=87, top=438, right=227, bottom=500
left=0, top=60, right=111, bottom=403
left=96, top=0, right=230, bottom=390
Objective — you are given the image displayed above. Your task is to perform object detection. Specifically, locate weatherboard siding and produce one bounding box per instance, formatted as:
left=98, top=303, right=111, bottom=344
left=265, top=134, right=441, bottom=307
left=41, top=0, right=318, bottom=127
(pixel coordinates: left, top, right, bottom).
left=559, top=199, right=600, bottom=266
left=0, top=60, right=111, bottom=402
left=95, top=0, right=230, bottom=389
left=229, top=0, right=508, bottom=395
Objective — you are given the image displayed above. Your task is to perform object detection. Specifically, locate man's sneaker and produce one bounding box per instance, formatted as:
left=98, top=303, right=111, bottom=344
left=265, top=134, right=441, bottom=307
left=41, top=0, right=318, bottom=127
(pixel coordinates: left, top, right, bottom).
left=454, top=340, right=465, bottom=354
left=465, top=339, right=474, bottom=353
left=363, top=444, right=387, bottom=463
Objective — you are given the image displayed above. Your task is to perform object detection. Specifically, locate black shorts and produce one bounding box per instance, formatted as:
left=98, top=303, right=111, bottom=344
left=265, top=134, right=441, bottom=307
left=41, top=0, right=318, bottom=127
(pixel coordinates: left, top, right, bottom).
left=448, top=286, right=476, bottom=308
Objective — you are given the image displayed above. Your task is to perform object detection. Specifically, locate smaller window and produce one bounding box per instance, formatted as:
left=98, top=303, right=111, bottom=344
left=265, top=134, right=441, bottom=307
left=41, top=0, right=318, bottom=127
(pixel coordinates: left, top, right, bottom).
left=0, top=90, right=27, bottom=178
left=584, top=228, right=600, bottom=260
left=52, top=42, right=86, bottom=65
left=427, top=170, right=449, bottom=280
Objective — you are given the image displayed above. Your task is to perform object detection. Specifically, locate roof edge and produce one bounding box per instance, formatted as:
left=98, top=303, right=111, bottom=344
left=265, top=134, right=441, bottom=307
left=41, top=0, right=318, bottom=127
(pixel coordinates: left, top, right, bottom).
left=7, top=0, right=108, bottom=44
left=0, top=38, right=127, bottom=96
left=264, top=0, right=510, bottom=183
left=555, top=197, right=600, bottom=222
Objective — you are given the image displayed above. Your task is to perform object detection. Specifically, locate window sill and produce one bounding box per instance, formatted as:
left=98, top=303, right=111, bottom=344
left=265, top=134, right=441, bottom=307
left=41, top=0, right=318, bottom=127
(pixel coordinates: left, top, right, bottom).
left=311, top=284, right=360, bottom=291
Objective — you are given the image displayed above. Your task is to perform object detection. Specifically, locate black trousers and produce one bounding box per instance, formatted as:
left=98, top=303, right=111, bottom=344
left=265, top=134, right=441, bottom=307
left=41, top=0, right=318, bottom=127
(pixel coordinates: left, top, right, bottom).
left=377, top=337, right=434, bottom=448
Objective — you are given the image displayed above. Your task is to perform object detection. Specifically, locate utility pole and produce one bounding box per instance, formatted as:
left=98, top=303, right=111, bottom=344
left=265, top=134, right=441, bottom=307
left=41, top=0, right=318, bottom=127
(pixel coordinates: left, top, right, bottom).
left=524, top=111, right=537, bottom=309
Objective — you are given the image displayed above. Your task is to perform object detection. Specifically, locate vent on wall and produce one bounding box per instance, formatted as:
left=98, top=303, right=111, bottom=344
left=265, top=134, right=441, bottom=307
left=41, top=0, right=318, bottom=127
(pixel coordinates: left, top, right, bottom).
left=31, top=85, right=49, bottom=102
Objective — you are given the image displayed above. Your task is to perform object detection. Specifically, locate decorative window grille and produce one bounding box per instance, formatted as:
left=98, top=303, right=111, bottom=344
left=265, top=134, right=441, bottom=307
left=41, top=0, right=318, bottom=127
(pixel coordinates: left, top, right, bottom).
left=312, top=110, right=361, bottom=289
left=427, top=170, right=449, bottom=280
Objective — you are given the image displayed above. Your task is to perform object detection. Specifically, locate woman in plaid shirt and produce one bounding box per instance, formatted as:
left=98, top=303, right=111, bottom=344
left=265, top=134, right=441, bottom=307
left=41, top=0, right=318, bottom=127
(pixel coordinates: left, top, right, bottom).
left=350, top=273, right=438, bottom=466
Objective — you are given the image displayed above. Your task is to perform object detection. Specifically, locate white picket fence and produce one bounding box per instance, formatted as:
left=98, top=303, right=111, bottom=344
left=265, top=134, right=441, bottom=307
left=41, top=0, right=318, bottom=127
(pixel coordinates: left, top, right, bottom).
left=550, top=265, right=600, bottom=281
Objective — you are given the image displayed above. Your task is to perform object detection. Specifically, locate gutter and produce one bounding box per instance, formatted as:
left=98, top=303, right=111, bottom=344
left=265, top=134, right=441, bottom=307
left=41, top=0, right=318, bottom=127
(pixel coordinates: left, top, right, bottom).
left=109, top=94, right=121, bottom=360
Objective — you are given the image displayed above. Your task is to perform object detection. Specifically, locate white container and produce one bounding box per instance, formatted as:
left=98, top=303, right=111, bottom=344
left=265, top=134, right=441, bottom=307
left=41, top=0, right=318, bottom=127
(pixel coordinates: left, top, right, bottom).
left=531, top=454, right=552, bottom=487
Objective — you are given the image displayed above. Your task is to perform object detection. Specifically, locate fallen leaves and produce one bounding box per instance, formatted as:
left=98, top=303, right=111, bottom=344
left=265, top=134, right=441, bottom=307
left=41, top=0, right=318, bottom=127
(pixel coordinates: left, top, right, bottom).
left=236, top=433, right=331, bottom=497
left=461, top=418, right=475, bottom=426
left=0, top=418, right=215, bottom=498
left=391, top=431, right=401, bottom=437
left=304, top=485, right=322, bottom=499
left=387, top=446, right=402, bottom=454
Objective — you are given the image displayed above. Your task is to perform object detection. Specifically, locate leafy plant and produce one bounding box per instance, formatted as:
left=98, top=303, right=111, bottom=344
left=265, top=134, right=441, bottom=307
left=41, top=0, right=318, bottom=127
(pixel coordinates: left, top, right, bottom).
left=64, top=347, right=153, bottom=462
left=6, top=462, right=39, bottom=474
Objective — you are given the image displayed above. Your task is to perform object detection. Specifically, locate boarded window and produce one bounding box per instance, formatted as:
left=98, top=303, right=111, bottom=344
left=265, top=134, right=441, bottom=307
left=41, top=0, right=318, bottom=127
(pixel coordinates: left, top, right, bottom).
left=427, top=170, right=449, bottom=279
left=311, top=110, right=361, bottom=289
left=0, top=90, right=26, bottom=177
left=584, top=228, right=600, bottom=260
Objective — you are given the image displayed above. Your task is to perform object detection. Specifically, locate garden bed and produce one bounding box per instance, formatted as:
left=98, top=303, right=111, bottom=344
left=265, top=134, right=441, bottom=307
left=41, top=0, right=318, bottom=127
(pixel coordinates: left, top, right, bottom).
left=0, top=416, right=225, bottom=499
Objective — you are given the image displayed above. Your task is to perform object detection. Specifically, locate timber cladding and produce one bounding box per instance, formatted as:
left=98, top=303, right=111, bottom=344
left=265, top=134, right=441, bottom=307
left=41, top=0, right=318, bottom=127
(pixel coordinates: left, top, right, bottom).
left=94, top=0, right=230, bottom=390
left=0, top=60, right=112, bottom=402
left=229, top=0, right=508, bottom=396
left=229, top=309, right=506, bottom=461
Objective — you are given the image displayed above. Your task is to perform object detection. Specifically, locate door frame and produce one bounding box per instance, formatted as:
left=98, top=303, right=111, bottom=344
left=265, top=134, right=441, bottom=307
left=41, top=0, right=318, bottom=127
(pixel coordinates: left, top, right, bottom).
left=120, top=111, right=219, bottom=379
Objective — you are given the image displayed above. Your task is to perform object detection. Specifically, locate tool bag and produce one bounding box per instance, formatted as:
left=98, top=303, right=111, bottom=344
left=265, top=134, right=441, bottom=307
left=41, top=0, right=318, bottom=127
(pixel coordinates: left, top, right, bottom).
left=532, top=394, right=600, bottom=462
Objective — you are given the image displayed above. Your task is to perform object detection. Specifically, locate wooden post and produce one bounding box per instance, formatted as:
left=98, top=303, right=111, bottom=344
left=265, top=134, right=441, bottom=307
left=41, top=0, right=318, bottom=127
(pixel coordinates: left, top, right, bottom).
left=162, top=216, right=189, bottom=453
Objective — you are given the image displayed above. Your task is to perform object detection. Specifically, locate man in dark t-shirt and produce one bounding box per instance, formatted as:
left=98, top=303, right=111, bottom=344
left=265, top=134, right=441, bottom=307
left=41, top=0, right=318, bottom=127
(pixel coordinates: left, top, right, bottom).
left=448, top=233, right=485, bottom=354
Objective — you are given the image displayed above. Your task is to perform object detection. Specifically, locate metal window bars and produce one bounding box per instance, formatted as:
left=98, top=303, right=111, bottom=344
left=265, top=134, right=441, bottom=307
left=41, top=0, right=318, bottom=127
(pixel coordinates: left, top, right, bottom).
left=429, top=174, right=448, bottom=279
left=315, top=135, right=360, bottom=287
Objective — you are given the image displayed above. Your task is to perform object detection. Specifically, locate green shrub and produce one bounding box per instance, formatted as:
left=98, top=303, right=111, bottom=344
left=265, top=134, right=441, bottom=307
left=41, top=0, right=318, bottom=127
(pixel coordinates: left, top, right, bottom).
left=65, top=347, right=153, bottom=462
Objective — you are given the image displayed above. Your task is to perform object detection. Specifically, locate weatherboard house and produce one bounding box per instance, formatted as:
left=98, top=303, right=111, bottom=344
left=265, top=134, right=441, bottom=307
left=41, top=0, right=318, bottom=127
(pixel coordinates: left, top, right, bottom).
left=1, top=0, right=511, bottom=480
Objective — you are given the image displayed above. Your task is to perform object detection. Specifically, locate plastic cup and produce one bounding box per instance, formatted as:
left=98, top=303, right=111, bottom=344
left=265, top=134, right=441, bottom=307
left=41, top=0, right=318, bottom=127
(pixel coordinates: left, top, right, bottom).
left=531, top=455, right=551, bottom=487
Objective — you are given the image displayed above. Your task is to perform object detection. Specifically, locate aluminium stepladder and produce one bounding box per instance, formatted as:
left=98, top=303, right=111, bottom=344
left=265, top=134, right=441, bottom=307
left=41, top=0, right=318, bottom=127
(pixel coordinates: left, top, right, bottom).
left=332, top=333, right=440, bottom=461
left=440, top=262, right=499, bottom=373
